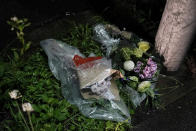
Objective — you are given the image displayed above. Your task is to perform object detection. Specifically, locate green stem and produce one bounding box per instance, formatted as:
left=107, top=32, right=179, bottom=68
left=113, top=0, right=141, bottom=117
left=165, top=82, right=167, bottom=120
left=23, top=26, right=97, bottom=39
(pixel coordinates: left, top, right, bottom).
left=27, top=112, right=34, bottom=131
left=15, top=101, right=30, bottom=131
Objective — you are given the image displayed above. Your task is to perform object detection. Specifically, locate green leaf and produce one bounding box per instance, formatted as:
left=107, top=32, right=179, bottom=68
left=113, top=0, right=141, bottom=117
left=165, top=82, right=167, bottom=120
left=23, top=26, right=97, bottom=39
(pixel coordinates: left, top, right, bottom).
left=24, top=22, right=31, bottom=28
left=119, top=68, right=125, bottom=76
left=105, top=121, right=115, bottom=130
left=0, top=61, right=9, bottom=77
left=128, top=76, right=138, bottom=82
left=13, top=50, right=20, bottom=61
left=146, top=88, right=155, bottom=98
left=25, top=41, right=31, bottom=51
left=20, top=48, right=24, bottom=56
left=130, top=109, right=135, bottom=115
left=133, top=48, right=143, bottom=58
left=32, top=104, right=41, bottom=112
left=128, top=81, right=137, bottom=89
left=120, top=47, right=132, bottom=60
left=54, top=111, right=67, bottom=121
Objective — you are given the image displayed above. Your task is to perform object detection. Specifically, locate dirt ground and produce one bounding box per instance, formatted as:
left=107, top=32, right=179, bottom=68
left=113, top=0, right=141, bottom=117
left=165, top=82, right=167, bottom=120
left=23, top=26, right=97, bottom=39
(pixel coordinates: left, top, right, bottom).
left=132, top=89, right=196, bottom=131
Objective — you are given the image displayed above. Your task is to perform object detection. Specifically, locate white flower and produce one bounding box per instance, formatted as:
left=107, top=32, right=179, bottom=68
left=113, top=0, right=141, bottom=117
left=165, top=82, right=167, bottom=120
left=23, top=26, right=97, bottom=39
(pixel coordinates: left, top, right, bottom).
left=9, top=90, right=22, bottom=99
left=11, top=27, right=14, bottom=31
left=138, top=81, right=151, bottom=93
left=22, top=103, right=34, bottom=112
left=123, top=60, right=135, bottom=71
left=11, top=16, right=18, bottom=22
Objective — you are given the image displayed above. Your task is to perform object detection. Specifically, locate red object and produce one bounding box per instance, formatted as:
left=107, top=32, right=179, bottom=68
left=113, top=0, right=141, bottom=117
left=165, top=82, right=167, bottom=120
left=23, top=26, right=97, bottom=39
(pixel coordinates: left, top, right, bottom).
left=73, top=55, right=102, bottom=67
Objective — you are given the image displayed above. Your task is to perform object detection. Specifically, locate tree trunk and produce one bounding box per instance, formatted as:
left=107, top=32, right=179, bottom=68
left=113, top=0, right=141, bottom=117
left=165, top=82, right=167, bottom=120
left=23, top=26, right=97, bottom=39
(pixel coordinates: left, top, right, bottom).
left=155, top=0, right=196, bottom=71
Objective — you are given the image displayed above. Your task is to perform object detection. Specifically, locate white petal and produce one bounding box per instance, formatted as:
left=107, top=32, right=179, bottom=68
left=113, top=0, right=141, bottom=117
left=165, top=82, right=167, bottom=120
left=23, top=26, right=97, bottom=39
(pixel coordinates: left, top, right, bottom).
left=22, top=103, right=34, bottom=112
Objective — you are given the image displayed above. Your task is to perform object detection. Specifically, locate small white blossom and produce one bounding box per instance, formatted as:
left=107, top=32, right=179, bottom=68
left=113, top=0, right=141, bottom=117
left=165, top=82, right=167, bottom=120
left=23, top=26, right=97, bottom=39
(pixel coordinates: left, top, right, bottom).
left=123, top=60, right=135, bottom=71
left=22, top=103, right=34, bottom=112
left=9, top=90, right=22, bottom=99
left=11, top=27, right=14, bottom=31
left=11, top=16, right=18, bottom=22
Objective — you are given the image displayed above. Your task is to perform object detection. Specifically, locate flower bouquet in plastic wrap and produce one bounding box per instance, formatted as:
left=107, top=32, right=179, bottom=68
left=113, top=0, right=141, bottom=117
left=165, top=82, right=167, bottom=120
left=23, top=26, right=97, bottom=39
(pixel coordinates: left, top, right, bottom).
left=40, top=39, right=131, bottom=122
left=40, top=23, right=161, bottom=123
left=93, top=24, right=161, bottom=108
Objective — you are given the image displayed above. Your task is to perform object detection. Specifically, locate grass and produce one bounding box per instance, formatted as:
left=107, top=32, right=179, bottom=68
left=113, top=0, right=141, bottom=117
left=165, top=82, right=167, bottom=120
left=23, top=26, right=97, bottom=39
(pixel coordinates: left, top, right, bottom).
left=62, top=23, right=103, bottom=57
left=0, top=48, right=131, bottom=130
left=0, top=21, right=132, bottom=130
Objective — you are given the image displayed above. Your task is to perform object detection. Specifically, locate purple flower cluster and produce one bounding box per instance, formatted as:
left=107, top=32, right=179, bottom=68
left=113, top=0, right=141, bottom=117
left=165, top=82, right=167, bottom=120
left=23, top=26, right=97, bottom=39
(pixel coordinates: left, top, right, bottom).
left=140, top=58, right=157, bottom=79
left=134, top=61, right=143, bottom=73
left=134, top=58, right=157, bottom=79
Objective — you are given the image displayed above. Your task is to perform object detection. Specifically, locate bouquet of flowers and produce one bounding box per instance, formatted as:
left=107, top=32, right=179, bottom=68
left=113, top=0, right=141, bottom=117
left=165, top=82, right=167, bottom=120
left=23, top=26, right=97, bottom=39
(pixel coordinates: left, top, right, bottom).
left=93, top=24, right=161, bottom=108
left=41, top=24, right=161, bottom=122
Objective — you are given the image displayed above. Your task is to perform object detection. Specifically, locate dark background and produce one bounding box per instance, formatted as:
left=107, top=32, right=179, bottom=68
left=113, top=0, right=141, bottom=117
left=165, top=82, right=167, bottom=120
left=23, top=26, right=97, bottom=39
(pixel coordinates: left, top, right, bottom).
left=0, top=0, right=166, bottom=49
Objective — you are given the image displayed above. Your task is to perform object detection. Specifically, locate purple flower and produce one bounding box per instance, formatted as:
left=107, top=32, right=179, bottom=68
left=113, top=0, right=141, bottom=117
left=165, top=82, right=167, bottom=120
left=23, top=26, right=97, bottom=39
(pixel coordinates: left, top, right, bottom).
left=139, top=74, right=145, bottom=79
left=134, top=58, right=157, bottom=79
left=120, top=78, right=125, bottom=81
left=134, top=61, right=143, bottom=73
left=140, top=58, right=157, bottom=79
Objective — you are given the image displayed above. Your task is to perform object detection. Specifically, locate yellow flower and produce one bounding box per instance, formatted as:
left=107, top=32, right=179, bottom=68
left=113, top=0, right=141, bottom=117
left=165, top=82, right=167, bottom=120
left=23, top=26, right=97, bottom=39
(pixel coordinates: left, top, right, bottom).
left=137, top=41, right=150, bottom=53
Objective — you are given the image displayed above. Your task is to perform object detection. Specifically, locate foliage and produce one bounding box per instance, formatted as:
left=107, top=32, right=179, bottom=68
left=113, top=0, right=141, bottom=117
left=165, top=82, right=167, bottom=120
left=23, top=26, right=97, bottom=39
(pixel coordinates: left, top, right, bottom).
left=0, top=20, right=132, bottom=130
left=0, top=48, right=132, bottom=130
left=7, top=17, right=31, bottom=60
left=62, top=23, right=103, bottom=57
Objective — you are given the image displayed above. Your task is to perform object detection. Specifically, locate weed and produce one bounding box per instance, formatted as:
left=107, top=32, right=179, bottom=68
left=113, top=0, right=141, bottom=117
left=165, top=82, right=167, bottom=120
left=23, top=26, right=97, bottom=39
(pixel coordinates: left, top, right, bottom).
left=1, top=18, right=132, bottom=130
left=63, top=23, right=103, bottom=57
left=7, top=16, right=31, bottom=61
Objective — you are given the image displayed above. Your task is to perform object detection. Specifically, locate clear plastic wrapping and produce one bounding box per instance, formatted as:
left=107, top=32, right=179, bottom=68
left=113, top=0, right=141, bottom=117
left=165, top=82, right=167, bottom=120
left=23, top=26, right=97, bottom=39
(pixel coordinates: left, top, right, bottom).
left=93, top=24, right=120, bottom=57
left=40, top=39, right=131, bottom=122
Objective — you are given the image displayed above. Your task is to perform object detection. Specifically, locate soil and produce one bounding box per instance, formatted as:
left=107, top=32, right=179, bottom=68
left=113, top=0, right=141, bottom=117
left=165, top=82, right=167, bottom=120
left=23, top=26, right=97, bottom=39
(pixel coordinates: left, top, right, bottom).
left=132, top=89, right=196, bottom=131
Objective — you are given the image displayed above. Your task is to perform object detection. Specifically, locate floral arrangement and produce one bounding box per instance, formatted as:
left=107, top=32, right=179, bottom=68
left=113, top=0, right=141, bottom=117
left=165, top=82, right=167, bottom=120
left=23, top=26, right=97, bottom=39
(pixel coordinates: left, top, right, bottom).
left=92, top=23, right=161, bottom=109
left=111, top=39, right=160, bottom=107
left=91, top=23, right=160, bottom=108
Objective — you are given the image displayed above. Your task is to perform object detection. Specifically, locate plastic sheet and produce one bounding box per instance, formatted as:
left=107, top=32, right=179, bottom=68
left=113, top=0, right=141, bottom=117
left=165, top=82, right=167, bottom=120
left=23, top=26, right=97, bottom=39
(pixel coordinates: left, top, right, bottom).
left=93, top=24, right=120, bottom=57
left=125, top=86, right=147, bottom=108
left=40, top=39, right=131, bottom=122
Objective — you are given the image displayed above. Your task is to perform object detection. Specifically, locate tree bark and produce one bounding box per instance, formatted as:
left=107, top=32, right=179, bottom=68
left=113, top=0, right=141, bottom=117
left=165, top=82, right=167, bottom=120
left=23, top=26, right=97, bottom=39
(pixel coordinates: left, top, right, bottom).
left=155, top=0, right=196, bottom=71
